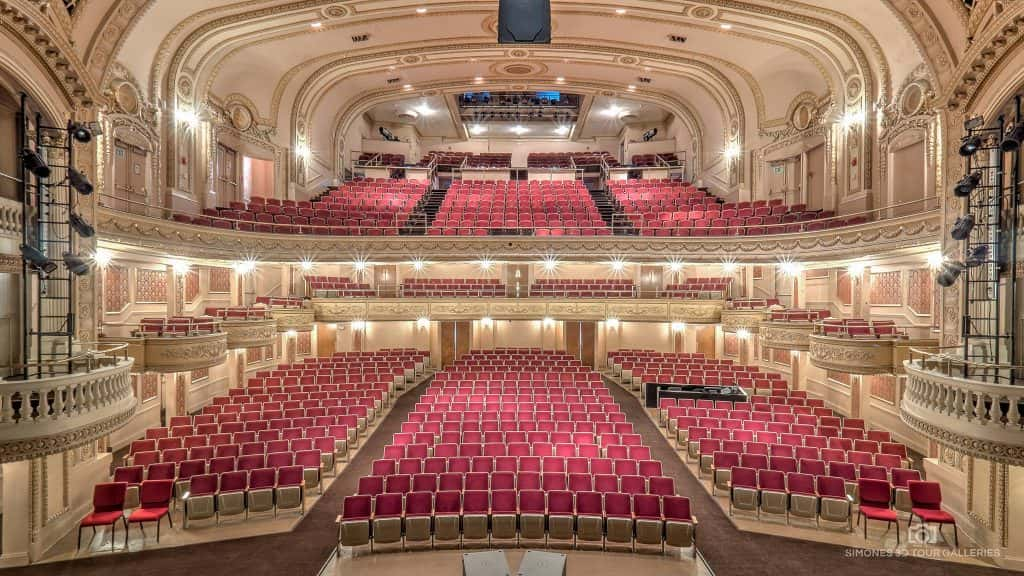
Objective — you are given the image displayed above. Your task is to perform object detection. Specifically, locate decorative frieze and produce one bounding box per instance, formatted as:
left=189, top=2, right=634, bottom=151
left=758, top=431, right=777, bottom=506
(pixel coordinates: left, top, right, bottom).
left=809, top=335, right=938, bottom=375
left=760, top=321, right=814, bottom=351
left=720, top=309, right=767, bottom=332
left=221, top=318, right=277, bottom=349
left=269, top=309, right=315, bottom=332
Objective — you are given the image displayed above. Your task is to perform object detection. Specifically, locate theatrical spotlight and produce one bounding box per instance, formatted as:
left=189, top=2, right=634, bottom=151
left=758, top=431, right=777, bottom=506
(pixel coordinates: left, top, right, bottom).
left=958, top=134, right=982, bottom=157
left=951, top=214, right=975, bottom=241
left=69, top=122, right=93, bottom=144
left=63, top=252, right=91, bottom=276
left=935, top=260, right=964, bottom=287
left=68, top=168, right=94, bottom=195
left=69, top=212, right=95, bottom=238
left=21, top=148, right=51, bottom=179
left=953, top=171, right=982, bottom=197
left=1001, top=121, right=1024, bottom=152
left=964, top=244, right=989, bottom=268
left=21, top=244, right=57, bottom=275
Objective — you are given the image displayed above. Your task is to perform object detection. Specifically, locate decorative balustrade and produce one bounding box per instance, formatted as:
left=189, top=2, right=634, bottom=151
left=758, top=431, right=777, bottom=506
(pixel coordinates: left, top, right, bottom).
left=0, top=350, right=135, bottom=463
left=903, top=356, right=1024, bottom=465
left=312, top=297, right=726, bottom=324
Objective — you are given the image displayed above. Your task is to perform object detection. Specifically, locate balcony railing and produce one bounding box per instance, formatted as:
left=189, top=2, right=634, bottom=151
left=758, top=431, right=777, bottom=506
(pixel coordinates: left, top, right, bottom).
left=903, top=348, right=1024, bottom=465
left=0, top=343, right=135, bottom=462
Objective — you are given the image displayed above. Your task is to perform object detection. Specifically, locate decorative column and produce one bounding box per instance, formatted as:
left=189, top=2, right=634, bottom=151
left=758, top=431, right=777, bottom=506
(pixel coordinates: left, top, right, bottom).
left=0, top=461, right=30, bottom=566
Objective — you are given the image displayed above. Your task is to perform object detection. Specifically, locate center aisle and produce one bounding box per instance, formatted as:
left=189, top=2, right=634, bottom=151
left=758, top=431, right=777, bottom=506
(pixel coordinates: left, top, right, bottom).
left=601, top=376, right=1009, bottom=576
left=10, top=377, right=433, bottom=576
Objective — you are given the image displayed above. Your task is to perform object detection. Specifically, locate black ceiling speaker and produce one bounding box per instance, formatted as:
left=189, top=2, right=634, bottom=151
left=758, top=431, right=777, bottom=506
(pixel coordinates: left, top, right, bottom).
left=498, top=0, right=551, bottom=44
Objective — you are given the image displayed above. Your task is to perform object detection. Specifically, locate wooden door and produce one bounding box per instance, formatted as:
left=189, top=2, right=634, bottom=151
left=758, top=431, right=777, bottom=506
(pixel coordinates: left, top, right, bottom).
left=129, top=144, right=148, bottom=212
left=216, top=144, right=239, bottom=205
left=696, top=325, right=716, bottom=359
left=564, top=321, right=596, bottom=367
left=441, top=321, right=472, bottom=367
left=639, top=265, right=663, bottom=298
left=505, top=264, right=530, bottom=297
left=374, top=265, right=397, bottom=298
left=317, top=323, right=337, bottom=356
left=112, top=140, right=131, bottom=211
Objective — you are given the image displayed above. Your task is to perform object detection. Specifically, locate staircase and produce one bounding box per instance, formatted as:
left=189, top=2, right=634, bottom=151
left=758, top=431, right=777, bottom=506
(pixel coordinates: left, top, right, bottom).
left=586, top=184, right=636, bottom=236
left=401, top=186, right=449, bottom=235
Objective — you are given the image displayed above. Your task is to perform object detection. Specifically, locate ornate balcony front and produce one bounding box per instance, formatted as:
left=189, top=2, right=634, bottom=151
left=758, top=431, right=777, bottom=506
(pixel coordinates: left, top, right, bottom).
left=760, top=320, right=814, bottom=351
left=270, top=308, right=316, bottom=332
left=720, top=309, right=767, bottom=333
left=100, top=325, right=229, bottom=374
left=903, top=358, right=1024, bottom=466
left=809, top=333, right=938, bottom=375
left=94, top=204, right=942, bottom=263
left=312, top=297, right=726, bottom=324
left=222, top=318, right=278, bottom=348
left=0, top=354, right=136, bottom=463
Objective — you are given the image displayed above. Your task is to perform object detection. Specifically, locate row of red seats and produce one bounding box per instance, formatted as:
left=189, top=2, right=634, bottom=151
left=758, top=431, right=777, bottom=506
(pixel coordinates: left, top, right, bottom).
left=135, top=316, right=220, bottom=337
left=358, top=152, right=405, bottom=166
left=769, top=308, right=831, bottom=322
left=203, top=307, right=269, bottom=320
left=819, top=318, right=904, bottom=338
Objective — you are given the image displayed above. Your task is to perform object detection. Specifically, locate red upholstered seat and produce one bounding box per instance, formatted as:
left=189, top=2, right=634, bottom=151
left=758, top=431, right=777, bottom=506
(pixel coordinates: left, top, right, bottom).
left=857, top=478, right=899, bottom=543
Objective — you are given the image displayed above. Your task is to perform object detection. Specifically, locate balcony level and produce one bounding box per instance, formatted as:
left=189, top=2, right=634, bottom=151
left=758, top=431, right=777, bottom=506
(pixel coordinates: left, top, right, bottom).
left=903, top=354, right=1024, bottom=466
left=99, top=319, right=228, bottom=374
left=0, top=347, right=135, bottom=463
left=808, top=320, right=938, bottom=375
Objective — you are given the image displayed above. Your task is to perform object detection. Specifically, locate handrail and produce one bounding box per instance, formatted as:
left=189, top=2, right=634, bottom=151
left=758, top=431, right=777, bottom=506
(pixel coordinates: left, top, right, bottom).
left=96, top=192, right=939, bottom=238
left=100, top=318, right=224, bottom=338
left=907, top=346, right=1024, bottom=376
left=10, top=341, right=130, bottom=376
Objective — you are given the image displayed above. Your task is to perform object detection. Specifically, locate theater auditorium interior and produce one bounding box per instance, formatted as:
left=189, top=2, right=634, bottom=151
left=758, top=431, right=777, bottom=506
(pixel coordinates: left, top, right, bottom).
left=1, top=1, right=1024, bottom=575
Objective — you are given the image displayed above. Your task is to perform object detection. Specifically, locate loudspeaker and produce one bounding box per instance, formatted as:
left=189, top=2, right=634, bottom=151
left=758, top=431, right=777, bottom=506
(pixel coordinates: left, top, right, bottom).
left=498, top=0, right=551, bottom=44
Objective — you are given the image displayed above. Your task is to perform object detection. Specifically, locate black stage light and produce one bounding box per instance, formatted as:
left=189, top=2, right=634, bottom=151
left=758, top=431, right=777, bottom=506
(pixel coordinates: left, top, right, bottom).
left=936, top=260, right=964, bottom=287
left=21, top=244, right=57, bottom=274
left=68, top=168, right=94, bottom=195
left=69, top=122, right=93, bottom=144
left=21, top=148, right=51, bottom=179
left=951, top=214, right=975, bottom=241
left=69, top=212, right=95, bottom=238
left=965, top=244, right=990, bottom=268
left=1001, top=122, right=1024, bottom=151
left=63, top=252, right=91, bottom=276
left=959, top=135, right=982, bottom=157
left=954, top=171, right=982, bottom=197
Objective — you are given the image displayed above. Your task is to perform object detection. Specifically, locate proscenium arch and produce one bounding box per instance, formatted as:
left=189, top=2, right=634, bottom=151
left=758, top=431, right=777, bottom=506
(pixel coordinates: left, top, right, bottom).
left=326, top=80, right=709, bottom=178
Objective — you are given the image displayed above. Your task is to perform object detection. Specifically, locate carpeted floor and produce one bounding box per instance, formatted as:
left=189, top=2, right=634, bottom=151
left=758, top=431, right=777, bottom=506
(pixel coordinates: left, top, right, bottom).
left=7, top=374, right=1017, bottom=576
left=8, top=378, right=432, bottom=576
left=600, top=376, right=1013, bottom=576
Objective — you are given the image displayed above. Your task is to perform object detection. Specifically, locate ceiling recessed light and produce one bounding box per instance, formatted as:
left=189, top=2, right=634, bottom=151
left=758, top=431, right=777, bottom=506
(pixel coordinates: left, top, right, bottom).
left=310, top=21, right=323, bottom=28
left=413, top=102, right=435, bottom=116
left=720, top=23, right=733, bottom=29
left=510, top=125, right=529, bottom=135
left=416, top=7, right=428, bottom=13
left=627, top=85, right=637, bottom=91
left=553, top=125, right=570, bottom=136
left=469, top=124, right=487, bottom=135
left=402, top=84, right=413, bottom=90
left=615, top=8, right=627, bottom=14
left=556, top=76, right=565, bottom=83
left=388, top=65, right=396, bottom=71
left=474, top=76, right=484, bottom=82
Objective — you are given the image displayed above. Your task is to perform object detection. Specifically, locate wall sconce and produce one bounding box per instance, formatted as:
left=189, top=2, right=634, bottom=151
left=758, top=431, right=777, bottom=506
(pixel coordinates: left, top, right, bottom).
left=234, top=258, right=257, bottom=275
left=351, top=320, right=366, bottom=331
left=285, top=329, right=297, bottom=337
left=481, top=317, right=493, bottom=327
left=416, top=317, right=430, bottom=330
left=327, top=323, right=338, bottom=329
left=847, top=261, right=866, bottom=277
left=542, top=317, right=555, bottom=328
left=671, top=321, right=686, bottom=333
left=736, top=328, right=751, bottom=340
left=606, top=318, right=620, bottom=329
left=723, top=142, right=741, bottom=160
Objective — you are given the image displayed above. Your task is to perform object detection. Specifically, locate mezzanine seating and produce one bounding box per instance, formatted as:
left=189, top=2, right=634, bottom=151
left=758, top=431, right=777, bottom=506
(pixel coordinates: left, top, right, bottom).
left=177, top=179, right=428, bottom=236
left=135, top=316, right=220, bottom=337
left=305, top=276, right=375, bottom=297
left=358, top=153, right=405, bottom=166
left=661, top=277, right=733, bottom=299
left=429, top=181, right=608, bottom=236
left=401, top=278, right=506, bottom=298
left=769, top=309, right=831, bottom=322
left=254, top=296, right=303, bottom=308
left=95, top=350, right=426, bottom=539
left=339, top=349, right=694, bottom=552
left=609, top=180, right=865, bottom=236
left=203, top=307, right=270, bottom=320
left=529, top=278, right=635, bottom=298
left=630, top=153, right=679, bottom=167
left=818, top=319, right=904, bottom=338
left=727, top=298, right=781, bottom=309
left=527, top=152, right=619, bottom=168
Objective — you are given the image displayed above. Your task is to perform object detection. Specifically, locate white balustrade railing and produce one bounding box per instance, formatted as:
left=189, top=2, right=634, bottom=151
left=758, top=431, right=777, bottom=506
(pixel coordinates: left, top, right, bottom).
left=0, top=358, right=136, bottom=462
left=902, top=357, right=1024, bottom=465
